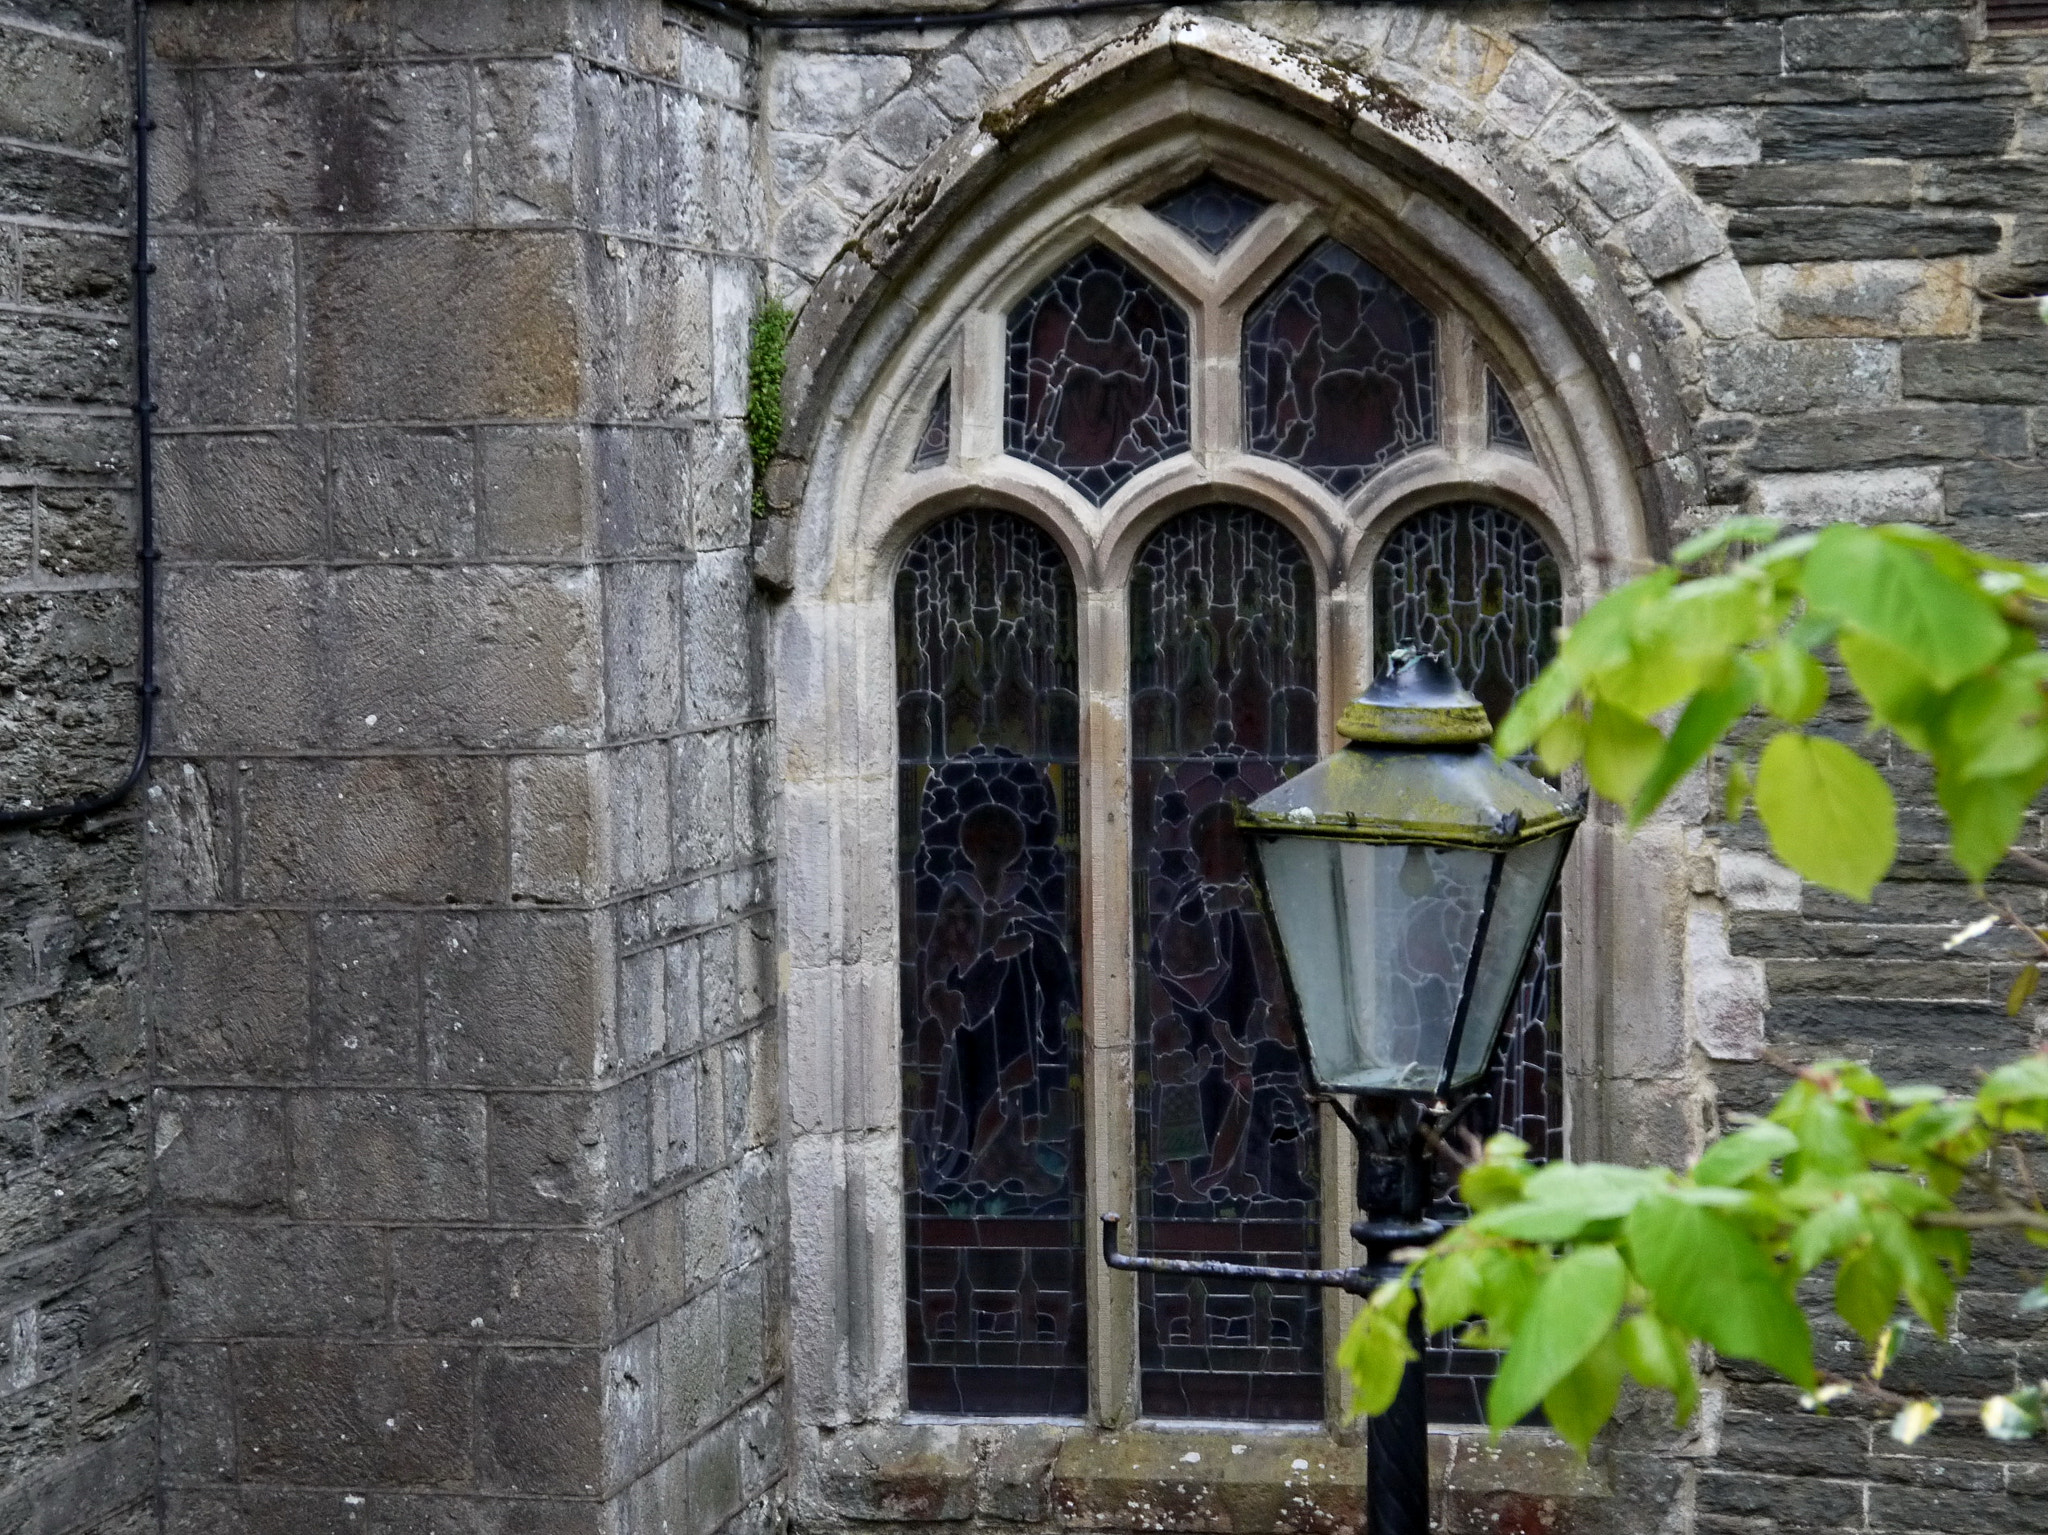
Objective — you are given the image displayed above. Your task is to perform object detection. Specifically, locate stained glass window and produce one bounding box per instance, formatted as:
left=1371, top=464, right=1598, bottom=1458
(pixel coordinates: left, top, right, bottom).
left=1006, top=246, right=1191, bottom=504
left=1243, top=240, right=1436, bottom=495
left=897, top=510, right=1087, bottom=1416
left=1372, top=500, right=1564, bottom=1424
left=1147, top=174, right=1272, bottom=255
left=1129, top=505, right=1323, bottom=1421
left=1487, top=373, right=1532, bottom=456
left=912, top=378, right=951, bottom=469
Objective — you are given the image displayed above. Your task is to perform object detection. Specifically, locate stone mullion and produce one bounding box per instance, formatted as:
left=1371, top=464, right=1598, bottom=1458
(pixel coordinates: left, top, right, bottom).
left=1081, top=583, right=1138, bottom=1428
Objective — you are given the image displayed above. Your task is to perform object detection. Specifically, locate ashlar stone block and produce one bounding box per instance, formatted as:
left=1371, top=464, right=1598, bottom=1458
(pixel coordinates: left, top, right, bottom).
left=312, top=911, right=422, bottom=1084
left=391, top=1227, right=610, bottom=1344
left=154, top=430, right=323, bottom=561
left=148, top=911, right=309, bottom=1082
left=151, top=234, right=297, bottom=427
left=1753, top=259, right=1971, bottom=340
left=1748, top=467, right=1944, bottom=528
left=1701, top=338, right=1897, bottom=415
left=232, top=1339, right=477, bottom=1487
left=477, top=58, right=579, bottom=226
left=768, top=52, right=912, bottom=137
left=424, top=910, right=604, bottom=1087
left=481, top=424, right=592, bottom=558
left=480, top=1348, right=603, bottom=1496
left=239, top=755, right=507, bottom=905
left=158, top=1220, right=387, bottom=1338
left=304, top=232, right=583, bottom=422
left=152, top=1088, right=286, bottom=1214
left=289, top=1090, right=489, bottom=1221
left=330, top=427, right=476, bottom=560
left=157, top=566, right=321, bottom=752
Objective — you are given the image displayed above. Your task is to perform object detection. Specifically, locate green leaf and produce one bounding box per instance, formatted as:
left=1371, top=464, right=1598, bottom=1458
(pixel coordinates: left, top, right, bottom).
left=1630, top=666, right=1758, bottom=825
left=1536, top=709, right=1589, bottom=777
left=1725, top=758, right=1753, bottom=823
left=1753, top=732, right=1897, bottom=902
left=1753, top=640, right=1830, bottom=725
left=1422, top=1247, right=1485, bottom=1336
left=1543, top=1335, right=1625, bottom=1457
left=2008, top=963, right=2041, bottom=1017
left=1472, top=1163, right=1662, bottom=1242
left=1789, top=1195, right=1867, bottom=1274
left=1673, top=515, right=1784, bottom=566
left=1938, top=662, right=2048, bottom=782
left=1979, top=1052, right=2048, bottom=1133
left=1496, top=661, right=1581, bottom=760
left=1489, top=1246, right=1628, bottom=1433
left=1837, top=630, right=1941, bottom=753
left=1627, top=1192, right=1815, bottom=1387
left=1937, top=757, right=2048, bottom=885
left=1836, top=1244, right=1902, bottom=1343
left=1869, top=1208, right=1955, bottom=1330
left=1337, top=1287, right=1417, bottom=1417
left=1617, top=1310, right=1699, bottom=1427
left=1804, top=524, right=2009, bottom=690
left=1694, top=1121, right=1799, bottom=1188
left=1561, top=572, right=1679, bottom=682
left=1585, top=701, right=1666, bottom=807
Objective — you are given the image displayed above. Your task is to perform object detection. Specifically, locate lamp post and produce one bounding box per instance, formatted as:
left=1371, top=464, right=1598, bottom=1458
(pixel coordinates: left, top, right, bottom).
left=1101, top=651, right=1584, bottom=1535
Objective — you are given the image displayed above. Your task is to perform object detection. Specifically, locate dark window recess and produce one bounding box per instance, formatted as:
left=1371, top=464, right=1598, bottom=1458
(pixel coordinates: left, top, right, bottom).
left=897, top=509, right=1088, bottom=1417
left=912, top=377, right=951, bottom=469
left=1130, top=505, right=1325, bottom=1422
left=1989, top=0, right=2048, bottom=29
left=1244, top=238, right=1437, bottom=495
left=1486, top=372, right=1532, bottom=457
left=1372, top=500, right=1565, bottom=1426
left=1147, top=173, right=1273, bottom=255
left=1006, top=245, right=1191, bottom=504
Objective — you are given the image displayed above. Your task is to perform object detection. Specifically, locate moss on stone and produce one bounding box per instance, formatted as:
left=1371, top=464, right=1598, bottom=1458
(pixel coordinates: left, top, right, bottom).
left=747, top=297, right=794, bottom=519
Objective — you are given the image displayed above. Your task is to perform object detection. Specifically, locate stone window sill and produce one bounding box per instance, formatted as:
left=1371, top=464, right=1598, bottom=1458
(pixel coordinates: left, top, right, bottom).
left=803, top=1422, right=1610, bottom=1532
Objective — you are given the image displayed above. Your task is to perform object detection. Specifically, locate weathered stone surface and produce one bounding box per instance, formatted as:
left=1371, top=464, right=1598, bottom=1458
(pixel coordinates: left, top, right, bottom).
left=1728, top=207, right=2002, bottom=264
left=330, top=427, right=476, bottom=560
left=238, top=755, right=508, bottom=904
left=1903, top=337, right=2048, bottom=403
left=390, top=1227, right=609, bottom=1343
left=423, top=911, right=602, bottom=1086
left=311, top=912, right=422, bottom=1083
left=1751, top=258, right=1972, bottom=339
left=479, top=1349, right=603, bottom=1495
left=234, top=1340, right=477, bottom=1485
left=151, top=235, right=297, bottom=427
left=1760, top=103, right=2015, bottom=161
left=152, top=1089, right=287, bottom=1214
left=303, top=233, right=583, bottom=421
left=155, top=431, right=324, bottom=560
left=1782, top=13, right=1968, bottom=72
left=1745, top=406, right=2026, bottom=471
left=1701, top=338, right=1897, bottom=414
left=289, top=1090, right=489, bottom=1221
left=1695, top=158, right=1913, bottom=208
left=148, top=912, right=309, bottom=1081
left=1943, top=461, right=2048, bottom=521
left=158, top=1220, right=387, bottom=1337
left=1522, top=21, right=1783, bottom=77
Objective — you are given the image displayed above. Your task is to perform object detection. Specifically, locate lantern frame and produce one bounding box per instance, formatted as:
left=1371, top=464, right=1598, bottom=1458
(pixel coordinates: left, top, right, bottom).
left=1236, top=652, right=1586, bottom=1105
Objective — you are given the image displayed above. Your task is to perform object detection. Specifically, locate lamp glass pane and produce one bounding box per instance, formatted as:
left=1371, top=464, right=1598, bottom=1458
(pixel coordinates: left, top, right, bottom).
left=1449, top=834, right=1569, bottom=1088
left=1255, top=835, right=1493, bottom=1093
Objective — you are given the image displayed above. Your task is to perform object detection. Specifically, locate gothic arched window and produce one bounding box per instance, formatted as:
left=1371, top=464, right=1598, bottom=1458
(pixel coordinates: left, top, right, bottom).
left=856, top=166, right=1595, bottom=1428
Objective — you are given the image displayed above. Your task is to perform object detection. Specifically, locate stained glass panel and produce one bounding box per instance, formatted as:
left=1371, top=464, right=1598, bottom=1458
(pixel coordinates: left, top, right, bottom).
left=1372, top=501, right=1564, bottom=1424
left=897, top=509, right=1087, bottom=1416
left=1487, top=373, right=1532, bottom=456
left=1243, top=240, right=1436, bottom=496
left=912, top=377, right=951, bottom=469
left=1006, top=246, right=1191, bottom=504
left=1130, top=505, right=1323, bottom=1421
left=1147, top=174, right=1272, bottom=255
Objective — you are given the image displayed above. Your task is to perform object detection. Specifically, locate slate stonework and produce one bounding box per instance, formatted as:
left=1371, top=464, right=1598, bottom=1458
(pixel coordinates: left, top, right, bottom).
left=6, top=2, right=2048, bottom=1533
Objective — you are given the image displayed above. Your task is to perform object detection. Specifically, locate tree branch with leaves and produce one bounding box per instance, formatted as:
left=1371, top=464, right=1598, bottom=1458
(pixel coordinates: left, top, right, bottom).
left=1338, top=516, right=2048, bottom=1455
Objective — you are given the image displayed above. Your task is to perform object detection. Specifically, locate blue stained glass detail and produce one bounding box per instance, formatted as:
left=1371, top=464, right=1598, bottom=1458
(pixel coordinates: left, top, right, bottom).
left=1487, top=373, right=1532, bottom=456
left=1148, top=174, right=1272, bottom=255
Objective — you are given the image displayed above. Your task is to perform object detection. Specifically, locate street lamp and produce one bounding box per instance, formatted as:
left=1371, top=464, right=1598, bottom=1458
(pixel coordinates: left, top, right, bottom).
left=1102, top=651, right=1584, bottom=1535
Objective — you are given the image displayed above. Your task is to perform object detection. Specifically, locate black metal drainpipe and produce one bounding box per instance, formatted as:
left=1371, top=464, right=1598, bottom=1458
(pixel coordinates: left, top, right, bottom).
left=0, top=0, right=157, bottom=832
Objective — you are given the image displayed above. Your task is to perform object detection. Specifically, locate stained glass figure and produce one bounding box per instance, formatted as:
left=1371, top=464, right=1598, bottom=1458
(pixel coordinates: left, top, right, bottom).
left=897, top=509, right=1087, bottom=1416
left=1372, top=501, right=1564, bottom=1425
left=1006, top=246, right=1190, bottom=504
left=1129, top=505, right=1323, bottom=1421
left=1243, top=240, right=1436, bottom=496
left=912, top=377, right=951, bottom=469
left=1487, top=372, right=1532, bottom=456
left=1147, top=174, right=1272, bottom=255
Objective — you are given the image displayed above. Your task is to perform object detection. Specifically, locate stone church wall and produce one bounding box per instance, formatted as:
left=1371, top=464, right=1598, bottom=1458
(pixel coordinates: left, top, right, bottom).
left=3, top=2, right=2048, bottom=1533
left=0, top=3, right=153, bottom=1532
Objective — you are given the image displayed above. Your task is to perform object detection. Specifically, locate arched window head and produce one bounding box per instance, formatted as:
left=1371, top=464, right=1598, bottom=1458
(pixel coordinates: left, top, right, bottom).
left=1146, top=173, right=1272, bottom=256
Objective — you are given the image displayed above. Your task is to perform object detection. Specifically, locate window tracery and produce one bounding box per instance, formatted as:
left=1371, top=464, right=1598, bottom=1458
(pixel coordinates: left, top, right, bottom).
left=1243, top=239, right=1437, bottom=494
left=1146, top=173, right=1272, bottom=255
left=872, top=169, right=1585, bottom=1426
left=1005, top=247, right=1191, bottom=504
